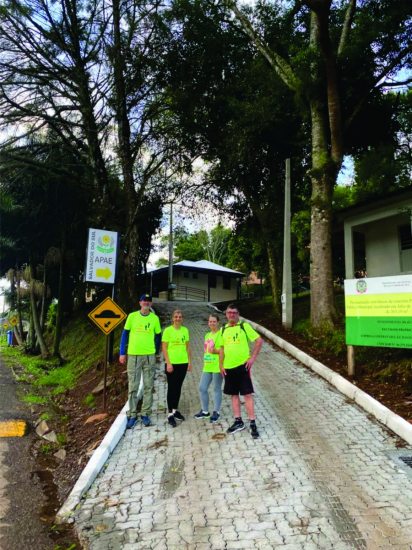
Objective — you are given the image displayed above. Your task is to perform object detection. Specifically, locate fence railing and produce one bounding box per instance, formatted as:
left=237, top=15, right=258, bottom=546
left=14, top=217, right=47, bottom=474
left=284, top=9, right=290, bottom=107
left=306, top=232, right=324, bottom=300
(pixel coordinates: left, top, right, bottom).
left=173, top=285, right=207, bottom=301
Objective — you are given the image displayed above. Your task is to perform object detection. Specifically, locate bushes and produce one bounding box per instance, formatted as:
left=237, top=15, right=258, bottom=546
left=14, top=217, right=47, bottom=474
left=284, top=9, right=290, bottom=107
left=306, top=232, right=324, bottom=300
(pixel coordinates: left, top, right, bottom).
left=294, top=319, right=346, bottom=357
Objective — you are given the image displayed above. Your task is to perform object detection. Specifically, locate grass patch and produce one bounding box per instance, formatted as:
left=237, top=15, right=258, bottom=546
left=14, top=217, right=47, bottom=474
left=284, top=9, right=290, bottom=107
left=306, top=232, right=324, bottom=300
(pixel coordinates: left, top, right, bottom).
left=22, top=393, right=47, bottom=405
left=83, top=393, right=96, bottom=408
left=1, top=313, right=121, bottom=415
left=39, top=443, right=55, bottom=454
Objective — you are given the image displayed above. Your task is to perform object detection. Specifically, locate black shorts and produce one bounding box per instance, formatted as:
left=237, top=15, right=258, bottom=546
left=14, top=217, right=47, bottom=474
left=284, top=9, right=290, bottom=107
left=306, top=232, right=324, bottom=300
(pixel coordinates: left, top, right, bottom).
left=223, top=364, right=254, bottom=396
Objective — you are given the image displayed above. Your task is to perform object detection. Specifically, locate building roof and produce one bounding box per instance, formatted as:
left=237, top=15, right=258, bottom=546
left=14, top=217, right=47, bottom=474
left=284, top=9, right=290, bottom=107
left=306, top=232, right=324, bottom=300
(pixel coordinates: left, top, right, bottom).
left=175, top=260, right=243, bottom=275
left=147, top=260, right=243, bottom=276
left=337, top=186, right=412, bottom=221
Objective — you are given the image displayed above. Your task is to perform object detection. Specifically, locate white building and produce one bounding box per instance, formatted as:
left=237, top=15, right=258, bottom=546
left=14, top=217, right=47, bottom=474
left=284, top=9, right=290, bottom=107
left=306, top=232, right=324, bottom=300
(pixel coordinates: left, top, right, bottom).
left=142, top=260, right=243, bottom=302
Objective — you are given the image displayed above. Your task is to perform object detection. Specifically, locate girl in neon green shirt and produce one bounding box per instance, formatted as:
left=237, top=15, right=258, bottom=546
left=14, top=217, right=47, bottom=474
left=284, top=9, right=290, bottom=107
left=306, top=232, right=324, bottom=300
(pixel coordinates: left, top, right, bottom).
left=194, top=314, right=223, bottom=423
left=162, top=309, right=192, bottom=427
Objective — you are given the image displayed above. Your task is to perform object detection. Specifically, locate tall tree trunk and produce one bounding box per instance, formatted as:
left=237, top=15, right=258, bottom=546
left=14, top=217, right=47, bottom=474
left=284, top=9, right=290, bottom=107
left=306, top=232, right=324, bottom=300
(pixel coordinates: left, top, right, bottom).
left=112, top=0, right=140, bottom=304
left=28, top=308, right=35, bottom=352
left=308, top=8, right=342, bottom=328
left=266, top=243, right=281, bottom=317
left=309, top=99, right=337, bottom=327
left=29, top=262, right=49, bottom=358
left=40, top=261, right=47, bottom=332
left=53, top=230, right=66, bottom=358
left=16, top=272, right=24, bottom=343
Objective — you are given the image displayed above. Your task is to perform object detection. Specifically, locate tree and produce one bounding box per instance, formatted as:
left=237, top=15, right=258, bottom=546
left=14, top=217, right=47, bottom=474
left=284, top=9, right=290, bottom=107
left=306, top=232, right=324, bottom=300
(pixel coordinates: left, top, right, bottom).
left=161, top=0, right=308, bottom=315
left=0, top=139, right=91, bottom=356
left=0, top=0, right=192, bottom=305
left=222, top=0, right=411, bottom=326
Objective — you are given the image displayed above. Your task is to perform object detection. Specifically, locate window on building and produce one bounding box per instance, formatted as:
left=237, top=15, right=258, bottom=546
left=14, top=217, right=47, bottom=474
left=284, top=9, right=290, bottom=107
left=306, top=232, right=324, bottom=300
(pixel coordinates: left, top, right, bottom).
left=399, top=224, right=412, bottom=272
left=223, top=276, right=231, bottom=290
left=183, top=272, right=189, bottom=278
left=209, top=274, right=216, bottom=288
left=192, top=272, right=198, bottom=279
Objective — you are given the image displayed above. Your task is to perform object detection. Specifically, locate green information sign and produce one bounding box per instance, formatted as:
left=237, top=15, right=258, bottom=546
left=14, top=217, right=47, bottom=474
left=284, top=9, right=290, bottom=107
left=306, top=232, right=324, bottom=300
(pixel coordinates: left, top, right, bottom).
left=344, top=275, right=412, bottom=348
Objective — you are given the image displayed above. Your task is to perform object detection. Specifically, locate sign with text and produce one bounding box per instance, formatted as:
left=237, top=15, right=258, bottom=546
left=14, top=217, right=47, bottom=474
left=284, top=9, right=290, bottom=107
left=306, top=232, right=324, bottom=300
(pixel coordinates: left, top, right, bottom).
left=88, top=297, right=126, bottom=335
left=344, top=275, right=412, bottom=348
left=86, top=228, right=118, bottom=284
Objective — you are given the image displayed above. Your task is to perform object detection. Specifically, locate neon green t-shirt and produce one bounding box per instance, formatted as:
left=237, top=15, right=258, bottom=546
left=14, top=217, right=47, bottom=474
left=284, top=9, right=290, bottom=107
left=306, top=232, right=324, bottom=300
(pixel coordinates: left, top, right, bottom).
left=124, top=311, right=161, bottom=355
left=203, top=331, right=220, bottom=373
left=214, top=322, right=260, bottom=369
left=162, top=325, right=190, bottom=364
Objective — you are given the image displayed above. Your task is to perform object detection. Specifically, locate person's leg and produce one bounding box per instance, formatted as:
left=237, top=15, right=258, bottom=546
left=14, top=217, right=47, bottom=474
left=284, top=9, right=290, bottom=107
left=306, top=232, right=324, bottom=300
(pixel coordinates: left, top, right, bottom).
left=212, top=372, right=223, bottom=412
left=165, top=367, right=177, bottom=413
left=127, top=355, right=142, bottom=418
left=199, top=372, right=212, bottom=412
left=244, top=394, right=255, bottom=420
left=173, top=364, right=188, bottom=411
left=231, top=395, right=241, bottom=418
left=141, top=355, right=155, bottom=416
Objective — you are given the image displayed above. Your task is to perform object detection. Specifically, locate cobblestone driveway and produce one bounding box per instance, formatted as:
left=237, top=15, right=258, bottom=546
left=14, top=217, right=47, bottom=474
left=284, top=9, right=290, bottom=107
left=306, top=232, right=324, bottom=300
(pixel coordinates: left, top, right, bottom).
left=74, top=302, right=412, bottom=549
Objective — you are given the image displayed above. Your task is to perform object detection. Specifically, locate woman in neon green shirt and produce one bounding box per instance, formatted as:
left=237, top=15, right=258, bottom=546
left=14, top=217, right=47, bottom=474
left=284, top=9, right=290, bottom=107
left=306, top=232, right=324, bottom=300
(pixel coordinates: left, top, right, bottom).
left=194, top=314, right=223, bottom=423
left=162, top=309, right=192, bottom=427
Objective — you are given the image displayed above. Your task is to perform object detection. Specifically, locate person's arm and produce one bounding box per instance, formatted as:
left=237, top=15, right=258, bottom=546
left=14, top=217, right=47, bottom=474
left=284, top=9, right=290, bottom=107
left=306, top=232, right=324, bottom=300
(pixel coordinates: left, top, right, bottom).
left=186, top=341, right=192, bottom=372
left=245, top=337, right=263, bottom=370
left=154, top=332, right=161, bottom=354
left=119, top=329, right=130, bottom=365
left=218, top=348, right=226, bottom=376
left=162, top=341, right=173, bottom=373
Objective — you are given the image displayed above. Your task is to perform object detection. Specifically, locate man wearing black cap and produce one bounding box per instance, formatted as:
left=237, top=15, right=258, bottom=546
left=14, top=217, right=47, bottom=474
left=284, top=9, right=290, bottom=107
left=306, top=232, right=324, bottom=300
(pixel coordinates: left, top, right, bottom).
left=119, top=294, right=161, bottom=428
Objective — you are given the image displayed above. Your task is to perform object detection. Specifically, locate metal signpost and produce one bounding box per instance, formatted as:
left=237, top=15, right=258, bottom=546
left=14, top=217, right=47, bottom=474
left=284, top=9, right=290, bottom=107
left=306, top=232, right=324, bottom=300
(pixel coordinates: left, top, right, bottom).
left=86, top=227, right=121, bottom=409
left=88, top=297, right=126, bottom=410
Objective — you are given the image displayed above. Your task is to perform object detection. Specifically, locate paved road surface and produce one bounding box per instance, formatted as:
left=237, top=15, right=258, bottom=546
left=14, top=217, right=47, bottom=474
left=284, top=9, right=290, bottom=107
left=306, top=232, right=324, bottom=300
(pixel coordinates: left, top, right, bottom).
left=74, top=302, right=412, bottom=549
left=0, top=356, right=53, bottom=550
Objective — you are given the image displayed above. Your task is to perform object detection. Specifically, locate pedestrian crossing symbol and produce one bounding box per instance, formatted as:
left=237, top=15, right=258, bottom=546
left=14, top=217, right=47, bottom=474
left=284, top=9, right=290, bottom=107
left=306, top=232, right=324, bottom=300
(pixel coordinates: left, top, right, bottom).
left=88, top=297, right=127, bottom=335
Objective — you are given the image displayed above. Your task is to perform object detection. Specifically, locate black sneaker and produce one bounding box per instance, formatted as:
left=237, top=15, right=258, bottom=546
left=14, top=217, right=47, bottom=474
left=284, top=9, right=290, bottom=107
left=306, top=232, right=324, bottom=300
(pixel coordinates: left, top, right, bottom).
left=250, top=423, right=260, bottom=439
left=174, top=411, right=185, bottom=421
left=194, top=410, right=210, bottom=419
left=126, top=417, right=137, bottom=429
left=168, top=415, right=177, bottom=428
left=210, top=411, right=220, bottom=423
left=227, top=419, right=245, bottom=434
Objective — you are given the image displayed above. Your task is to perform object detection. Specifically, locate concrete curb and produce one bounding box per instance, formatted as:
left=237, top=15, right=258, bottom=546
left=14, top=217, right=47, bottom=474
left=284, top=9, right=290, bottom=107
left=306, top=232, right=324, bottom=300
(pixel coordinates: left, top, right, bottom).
left=55, top=371, right=147, bottom=524
left=55, top=402, right=128, bottom=523
left=241, top=315, right=412, bottom=446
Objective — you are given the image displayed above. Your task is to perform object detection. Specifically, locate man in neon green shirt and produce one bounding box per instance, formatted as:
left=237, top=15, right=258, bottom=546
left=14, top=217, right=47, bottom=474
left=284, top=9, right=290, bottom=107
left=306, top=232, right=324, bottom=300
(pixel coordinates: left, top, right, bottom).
left=119, top=294, right=161, bottom=429
left=214, top=304, right=263, bottom=438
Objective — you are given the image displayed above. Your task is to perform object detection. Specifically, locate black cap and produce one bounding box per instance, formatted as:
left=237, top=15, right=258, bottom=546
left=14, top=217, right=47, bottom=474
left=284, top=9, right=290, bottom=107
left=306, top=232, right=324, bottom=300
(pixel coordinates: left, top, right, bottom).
left=139, top=293, right=152, bottom=301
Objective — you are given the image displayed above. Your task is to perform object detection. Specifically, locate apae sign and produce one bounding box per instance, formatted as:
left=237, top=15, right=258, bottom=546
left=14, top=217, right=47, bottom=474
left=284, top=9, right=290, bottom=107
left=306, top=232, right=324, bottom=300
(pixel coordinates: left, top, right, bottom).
left=86, top=228, right=118, bottom=284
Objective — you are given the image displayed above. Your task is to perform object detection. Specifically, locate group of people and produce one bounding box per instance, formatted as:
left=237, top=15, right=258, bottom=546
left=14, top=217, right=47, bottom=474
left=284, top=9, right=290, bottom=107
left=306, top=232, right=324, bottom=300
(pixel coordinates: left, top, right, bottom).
left=119, top=294, right=263, bottom=439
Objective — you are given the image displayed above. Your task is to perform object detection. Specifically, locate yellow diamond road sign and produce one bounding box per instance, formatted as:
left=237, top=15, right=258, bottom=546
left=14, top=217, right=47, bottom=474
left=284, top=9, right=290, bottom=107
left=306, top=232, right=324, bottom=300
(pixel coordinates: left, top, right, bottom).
left=9, top=316, right=18, bottom=326
left=88, top=297, right=127, bottom=335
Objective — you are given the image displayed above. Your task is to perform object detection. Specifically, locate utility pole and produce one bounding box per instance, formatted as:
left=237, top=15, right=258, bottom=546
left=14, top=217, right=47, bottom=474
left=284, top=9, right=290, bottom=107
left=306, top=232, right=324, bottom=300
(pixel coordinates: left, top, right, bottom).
left=168, top=203, right=174, bottom=301
left=282, top=158, right=293, bottom=328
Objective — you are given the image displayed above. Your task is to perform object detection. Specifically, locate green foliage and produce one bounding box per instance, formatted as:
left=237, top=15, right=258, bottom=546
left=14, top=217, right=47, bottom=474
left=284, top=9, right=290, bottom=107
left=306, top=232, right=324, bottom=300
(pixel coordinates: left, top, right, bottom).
left=2, top=314, right=117, bottom=409
left=39, top=443, right=54, bottom=455
left=291, top=210, right=311, bottom=265
left=374, top=360, right=412, bottom=392
left=56, top=433, right=67, bottom=446
left=158, top=224, right=234, bottom=267
left=22, top=394, right=47, bottom=405
left=46, top=301, right=58, bottom=332
left=174, top=229, right=205, bottom=262
left=83, top=393, right=96, bottom=408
